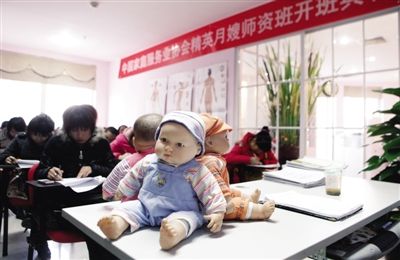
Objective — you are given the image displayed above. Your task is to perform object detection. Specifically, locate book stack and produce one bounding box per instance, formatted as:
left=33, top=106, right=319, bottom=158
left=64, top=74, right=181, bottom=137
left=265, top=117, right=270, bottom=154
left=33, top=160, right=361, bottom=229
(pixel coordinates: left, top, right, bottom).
left=262, top=157, right=346, bottom=188
left=262, top=166, right=325, bottom=188
left=286, top=156, right=346, bottom=171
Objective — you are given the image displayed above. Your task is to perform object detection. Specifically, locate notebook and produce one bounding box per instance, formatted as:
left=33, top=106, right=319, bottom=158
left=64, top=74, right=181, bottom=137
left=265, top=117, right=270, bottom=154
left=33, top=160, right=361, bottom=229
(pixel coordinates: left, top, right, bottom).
left=266, top=191, right=363, bottom=221
left=262, top=166, right=325, bottom=188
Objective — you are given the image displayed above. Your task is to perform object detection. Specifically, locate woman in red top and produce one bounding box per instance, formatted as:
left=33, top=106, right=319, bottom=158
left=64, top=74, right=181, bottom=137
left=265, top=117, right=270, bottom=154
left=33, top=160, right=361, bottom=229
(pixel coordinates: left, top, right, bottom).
left=224, top=126, right=278, bottom=183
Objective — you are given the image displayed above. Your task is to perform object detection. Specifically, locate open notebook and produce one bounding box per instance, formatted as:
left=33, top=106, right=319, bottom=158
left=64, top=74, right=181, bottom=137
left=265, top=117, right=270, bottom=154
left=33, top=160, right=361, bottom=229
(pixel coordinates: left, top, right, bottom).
left=265, top=191, right=363, bottom=221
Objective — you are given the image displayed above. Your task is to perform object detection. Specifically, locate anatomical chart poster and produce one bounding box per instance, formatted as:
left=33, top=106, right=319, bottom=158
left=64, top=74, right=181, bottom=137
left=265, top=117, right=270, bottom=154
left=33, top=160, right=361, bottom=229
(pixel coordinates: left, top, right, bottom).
left=166, top=71, right=194, bottom=113
left=192, top=62, right=227, bottom=118
left=145, top=77, right=168, bottom=114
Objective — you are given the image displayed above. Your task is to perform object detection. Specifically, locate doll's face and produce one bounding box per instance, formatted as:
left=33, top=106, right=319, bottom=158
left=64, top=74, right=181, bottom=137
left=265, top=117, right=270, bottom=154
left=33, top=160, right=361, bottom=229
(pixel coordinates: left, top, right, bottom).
left=205, top=130, right=230, bottom=154
left=155, top=122, right=201, bottom=166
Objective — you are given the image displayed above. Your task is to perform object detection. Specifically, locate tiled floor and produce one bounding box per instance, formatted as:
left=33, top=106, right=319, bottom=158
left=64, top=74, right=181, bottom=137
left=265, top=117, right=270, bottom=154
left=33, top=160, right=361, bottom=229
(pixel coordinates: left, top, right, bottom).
left=1, top=210, right=89, bottom=260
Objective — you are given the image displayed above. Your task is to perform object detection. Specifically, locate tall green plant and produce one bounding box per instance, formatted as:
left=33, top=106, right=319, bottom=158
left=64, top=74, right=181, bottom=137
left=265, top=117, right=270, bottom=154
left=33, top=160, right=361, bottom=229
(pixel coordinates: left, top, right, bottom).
left=259, top=44, right=331, bottom=148
left=362, top=87, right=400, bottom=182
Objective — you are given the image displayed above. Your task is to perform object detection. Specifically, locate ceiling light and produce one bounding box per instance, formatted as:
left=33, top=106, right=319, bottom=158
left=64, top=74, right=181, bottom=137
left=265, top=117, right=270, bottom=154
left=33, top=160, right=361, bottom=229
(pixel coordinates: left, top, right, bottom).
left=367, top=56, right=376, bottom=62
left=48, top=30, right=81, bottom=48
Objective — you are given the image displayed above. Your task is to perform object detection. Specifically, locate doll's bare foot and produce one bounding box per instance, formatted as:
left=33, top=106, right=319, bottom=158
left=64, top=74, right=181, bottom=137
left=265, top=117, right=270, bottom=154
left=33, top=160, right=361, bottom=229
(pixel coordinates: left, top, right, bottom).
left=159, top=219, right=186, bottom=250
left=97, top=215, right=129, bottom=240
left=250, top=188, right=261, bottom=203
left=250, top=200, right=275, bottom=220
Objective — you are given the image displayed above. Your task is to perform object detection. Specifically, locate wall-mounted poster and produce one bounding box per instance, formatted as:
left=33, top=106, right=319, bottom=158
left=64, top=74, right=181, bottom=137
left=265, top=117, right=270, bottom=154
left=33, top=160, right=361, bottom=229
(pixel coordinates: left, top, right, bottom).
left=166, top=71, right=194, bottom=112
left=145, top=78, right=168, bottom=114
left=192, top=62, right=227, bottom=116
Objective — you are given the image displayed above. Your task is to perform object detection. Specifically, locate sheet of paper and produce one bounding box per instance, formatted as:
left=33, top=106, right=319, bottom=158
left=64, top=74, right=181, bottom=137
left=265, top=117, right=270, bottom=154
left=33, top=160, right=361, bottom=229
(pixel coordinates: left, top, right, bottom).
left=57, top=176, right=105, bottom=193
left=17, top=159, right=39, bottom=169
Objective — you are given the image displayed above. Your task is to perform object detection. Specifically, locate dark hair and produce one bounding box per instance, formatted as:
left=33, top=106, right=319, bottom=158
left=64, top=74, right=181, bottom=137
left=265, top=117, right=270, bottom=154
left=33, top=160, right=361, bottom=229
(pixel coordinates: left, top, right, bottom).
left=118, top=125, right=128, bottom=133
left=1, top=121, right=8, bottom=128
left=134, top=113, right=163, bottom=141
left=105, top=126, right=118, bottom=136
left=62, top=104, right=97, bottom=134
left=7, top=117, right=26, bottom=138
left=255, top=126, right=272, bottom=152
left=27, top=114, right=55, bottom=136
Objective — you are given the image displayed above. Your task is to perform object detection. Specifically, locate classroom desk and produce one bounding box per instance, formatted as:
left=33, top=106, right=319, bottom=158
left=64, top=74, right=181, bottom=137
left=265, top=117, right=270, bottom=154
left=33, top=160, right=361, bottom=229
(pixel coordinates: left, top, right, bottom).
left=62, top=177, right=400, bottom=259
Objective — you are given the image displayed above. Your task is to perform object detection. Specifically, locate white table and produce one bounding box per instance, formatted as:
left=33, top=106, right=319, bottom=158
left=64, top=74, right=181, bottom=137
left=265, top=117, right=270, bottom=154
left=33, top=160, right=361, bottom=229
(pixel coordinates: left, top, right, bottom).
left=62, top=177, right=400, bottom=259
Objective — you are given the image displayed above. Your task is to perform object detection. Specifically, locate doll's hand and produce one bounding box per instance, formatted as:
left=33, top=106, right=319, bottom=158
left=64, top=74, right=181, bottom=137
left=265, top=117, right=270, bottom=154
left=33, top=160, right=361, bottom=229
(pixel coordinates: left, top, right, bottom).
left=77, top=166, right=92, bottom=178
left=204, top=212, right=224, bottom=233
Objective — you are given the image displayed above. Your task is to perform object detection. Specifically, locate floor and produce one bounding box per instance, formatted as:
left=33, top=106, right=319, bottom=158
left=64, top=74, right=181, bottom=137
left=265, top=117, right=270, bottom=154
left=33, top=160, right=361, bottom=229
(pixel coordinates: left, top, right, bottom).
left=1, top=210, right=89, bottom=260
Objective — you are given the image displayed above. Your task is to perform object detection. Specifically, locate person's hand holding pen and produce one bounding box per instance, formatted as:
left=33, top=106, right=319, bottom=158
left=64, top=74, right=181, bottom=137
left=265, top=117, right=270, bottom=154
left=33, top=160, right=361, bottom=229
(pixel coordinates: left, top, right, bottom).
left=47, top=166, right=63, bottom=181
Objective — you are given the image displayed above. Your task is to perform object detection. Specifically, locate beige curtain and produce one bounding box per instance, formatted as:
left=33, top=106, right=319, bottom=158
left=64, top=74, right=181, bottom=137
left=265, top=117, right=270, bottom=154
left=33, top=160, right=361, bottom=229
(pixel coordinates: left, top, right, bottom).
left=0, top=50, right=96, bottom=89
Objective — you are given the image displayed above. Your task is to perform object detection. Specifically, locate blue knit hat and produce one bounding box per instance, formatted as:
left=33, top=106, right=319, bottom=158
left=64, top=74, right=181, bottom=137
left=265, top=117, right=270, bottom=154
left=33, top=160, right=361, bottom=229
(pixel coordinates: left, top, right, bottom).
left=155, top=111, right=205, bottom=156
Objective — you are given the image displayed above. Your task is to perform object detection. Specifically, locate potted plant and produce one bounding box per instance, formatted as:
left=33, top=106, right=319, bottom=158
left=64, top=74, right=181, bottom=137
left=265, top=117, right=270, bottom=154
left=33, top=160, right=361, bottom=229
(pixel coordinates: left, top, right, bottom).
left=362, top=87, right=400, bottom=183
left=259, top=44, right=333, bottom=164
left=362, top=87, right=400, bottom=259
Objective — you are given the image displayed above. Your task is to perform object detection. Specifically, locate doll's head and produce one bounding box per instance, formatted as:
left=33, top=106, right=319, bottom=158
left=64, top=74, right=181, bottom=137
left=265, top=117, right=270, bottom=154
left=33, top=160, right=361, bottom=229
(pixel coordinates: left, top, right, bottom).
left=201, top=113, right=232, bottom=155
left=155, top=111, right=205, bottom=166
left=249, top=126, right=272, bottom=153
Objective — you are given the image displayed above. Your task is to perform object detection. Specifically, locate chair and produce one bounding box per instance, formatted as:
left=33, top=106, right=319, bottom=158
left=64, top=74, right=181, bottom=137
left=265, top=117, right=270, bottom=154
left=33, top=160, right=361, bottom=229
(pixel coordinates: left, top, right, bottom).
left=25, top=165, right=85, bottom=260
left=0, top=163, right=37, bottom=257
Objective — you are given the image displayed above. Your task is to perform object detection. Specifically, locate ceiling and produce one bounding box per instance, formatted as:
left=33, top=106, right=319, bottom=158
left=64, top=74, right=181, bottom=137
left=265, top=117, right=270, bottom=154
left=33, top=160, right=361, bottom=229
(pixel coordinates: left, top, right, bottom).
left=1, top=0, right=266, bottom=62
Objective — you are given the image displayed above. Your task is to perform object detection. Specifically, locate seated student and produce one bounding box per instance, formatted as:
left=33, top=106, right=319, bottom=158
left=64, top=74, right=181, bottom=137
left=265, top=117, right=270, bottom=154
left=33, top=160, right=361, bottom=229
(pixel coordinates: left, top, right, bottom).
left=0, top=121, right=8, bottom=151
left=110, top=126, right=136, bottom=160
left=34, top=104, right=118, bottom=260
left=102, top=113, right=163, bottom=201
left=1, top=116, right=27, bottom=150
left=224, top=126, right=278, bottom=183
left=97, top=111, right=226, bottom=250
left=118, top=124, right=128, bottom=134
left=103, top=126, right=119, bottom=143
left=198, top=113, right=275, bottom=221
left=0, top=114, right=54, bottom=165
left=0, top=114, right=54, bottom=218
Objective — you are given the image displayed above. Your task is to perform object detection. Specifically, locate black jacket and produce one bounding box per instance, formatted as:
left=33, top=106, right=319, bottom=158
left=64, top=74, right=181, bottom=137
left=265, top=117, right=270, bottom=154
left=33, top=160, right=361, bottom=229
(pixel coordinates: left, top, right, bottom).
left=35, top=128, right=118, bottom=180
left=0, top=133, right=46, bottom=164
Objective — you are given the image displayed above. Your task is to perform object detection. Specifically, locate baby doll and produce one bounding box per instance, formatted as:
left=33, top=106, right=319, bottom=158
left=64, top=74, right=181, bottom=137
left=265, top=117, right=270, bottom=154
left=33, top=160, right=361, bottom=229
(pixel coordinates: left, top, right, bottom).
left=198, top=113, right=275, bottom=220
left=97, top=111, right=226, bottom=250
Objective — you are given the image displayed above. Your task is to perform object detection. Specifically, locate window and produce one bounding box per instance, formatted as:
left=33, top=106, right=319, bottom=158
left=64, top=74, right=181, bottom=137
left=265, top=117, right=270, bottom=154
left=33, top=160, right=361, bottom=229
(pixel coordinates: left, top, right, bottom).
left=237, top=11, right=399, bottom=177
left=0, top=79, right=95, bottom=127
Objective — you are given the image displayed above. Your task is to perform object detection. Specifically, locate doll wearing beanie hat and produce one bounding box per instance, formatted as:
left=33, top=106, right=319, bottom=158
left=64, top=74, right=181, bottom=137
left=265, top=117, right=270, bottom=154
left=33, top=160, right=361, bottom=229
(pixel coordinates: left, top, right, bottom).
left=198, top=113, right=275, bottom=221
left=97, top=111, right=226, bottom=250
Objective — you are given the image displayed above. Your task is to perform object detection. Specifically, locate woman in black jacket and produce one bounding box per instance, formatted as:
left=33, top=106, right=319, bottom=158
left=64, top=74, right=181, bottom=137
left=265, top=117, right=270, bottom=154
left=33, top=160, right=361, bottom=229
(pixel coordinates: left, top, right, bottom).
left=34, top=104, right=118, bottom=260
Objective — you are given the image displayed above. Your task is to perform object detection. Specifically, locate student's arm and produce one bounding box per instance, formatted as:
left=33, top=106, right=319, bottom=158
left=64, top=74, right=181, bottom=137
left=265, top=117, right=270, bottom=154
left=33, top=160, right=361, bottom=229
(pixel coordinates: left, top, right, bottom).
left=88, top=139, right=119, bottom=177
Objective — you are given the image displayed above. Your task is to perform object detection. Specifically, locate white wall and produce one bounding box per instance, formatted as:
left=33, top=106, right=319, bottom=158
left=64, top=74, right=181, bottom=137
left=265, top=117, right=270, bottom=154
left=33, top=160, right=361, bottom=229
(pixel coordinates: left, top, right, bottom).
left=107, top=48, right=237, bottom=129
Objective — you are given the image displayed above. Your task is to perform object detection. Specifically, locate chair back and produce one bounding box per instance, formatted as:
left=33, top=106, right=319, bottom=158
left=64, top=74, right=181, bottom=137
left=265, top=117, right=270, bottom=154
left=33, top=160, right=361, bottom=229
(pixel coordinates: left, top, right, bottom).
left=8, top=163, right=39, bottom=208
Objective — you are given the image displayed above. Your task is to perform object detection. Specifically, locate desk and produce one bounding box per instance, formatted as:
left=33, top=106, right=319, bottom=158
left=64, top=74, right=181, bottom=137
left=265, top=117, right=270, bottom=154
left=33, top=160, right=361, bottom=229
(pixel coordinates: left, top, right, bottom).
left=62, top=177, right=400, bottom=259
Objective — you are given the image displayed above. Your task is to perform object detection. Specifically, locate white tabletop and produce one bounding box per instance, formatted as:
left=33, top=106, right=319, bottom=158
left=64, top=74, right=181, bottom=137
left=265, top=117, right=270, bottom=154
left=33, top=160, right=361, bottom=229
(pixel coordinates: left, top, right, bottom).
left=62, top=177, right=400, bottom=259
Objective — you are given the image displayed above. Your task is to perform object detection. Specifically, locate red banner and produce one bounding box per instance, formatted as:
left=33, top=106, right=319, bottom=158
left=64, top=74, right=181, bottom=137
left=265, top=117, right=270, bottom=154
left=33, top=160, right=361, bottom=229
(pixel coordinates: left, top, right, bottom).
left=119, top=0, right=399, bottom=78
